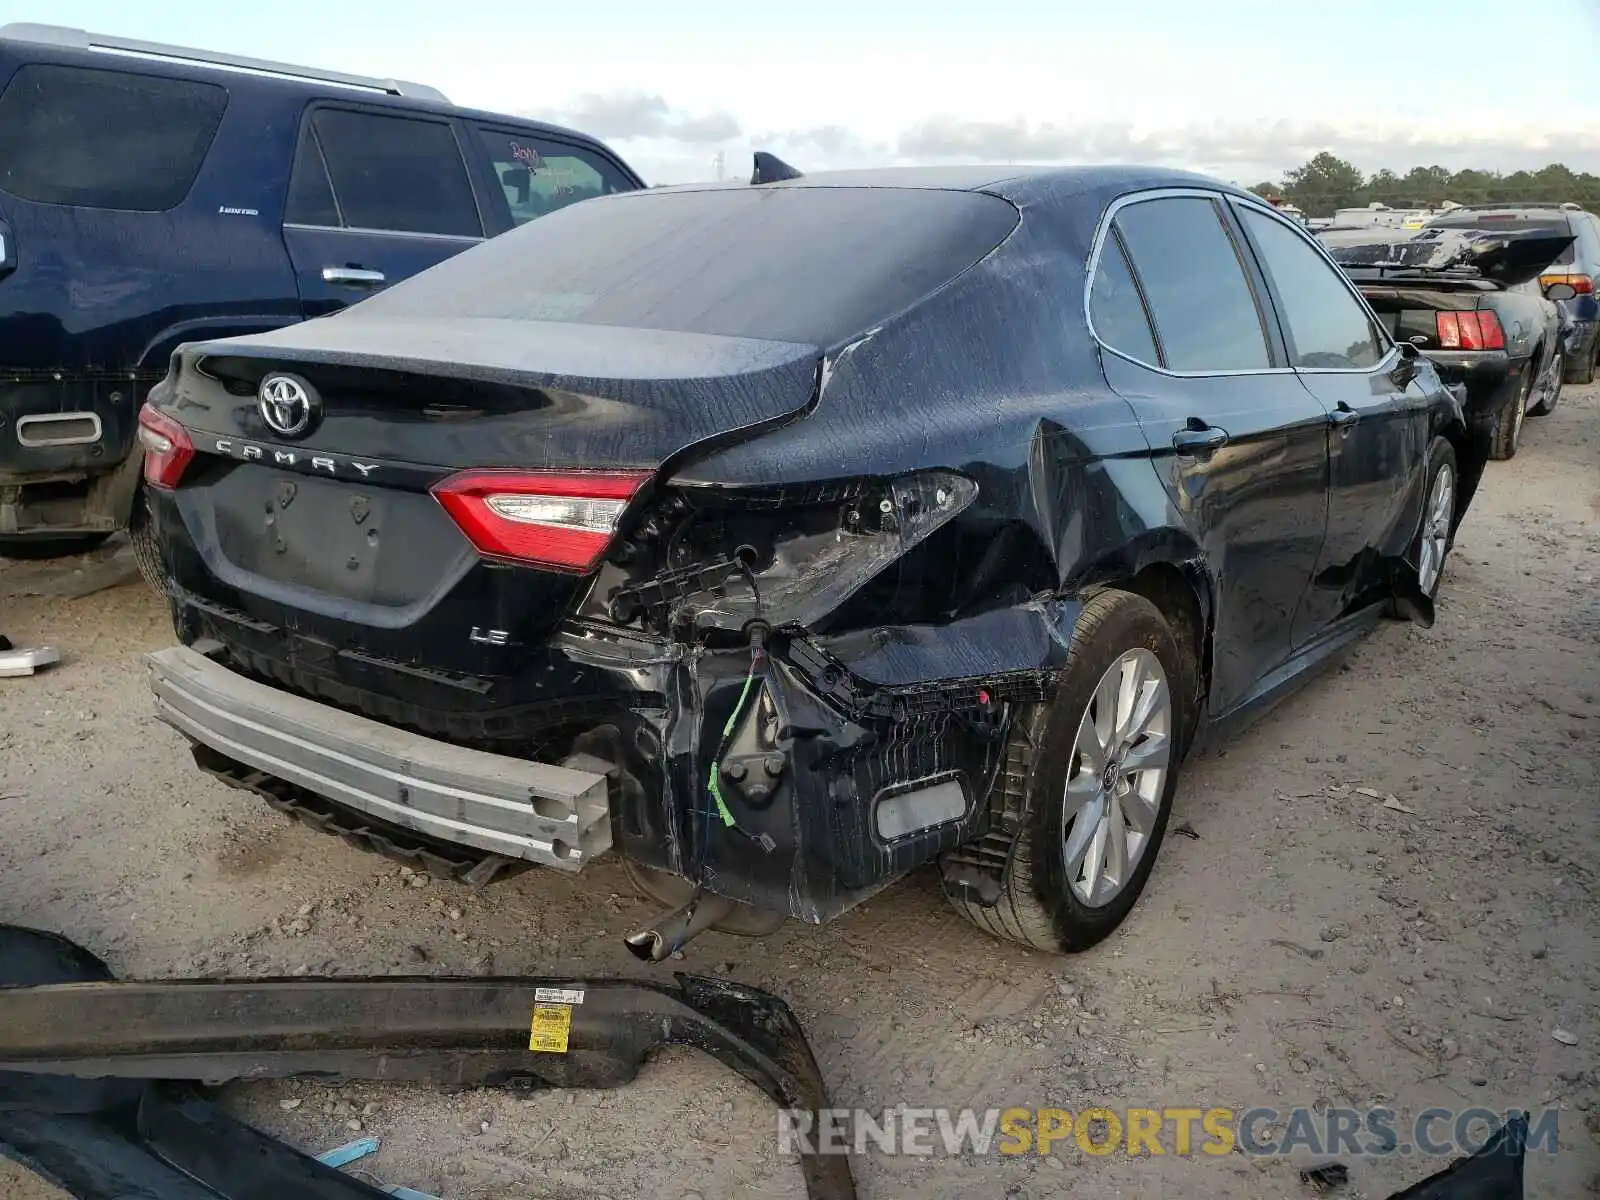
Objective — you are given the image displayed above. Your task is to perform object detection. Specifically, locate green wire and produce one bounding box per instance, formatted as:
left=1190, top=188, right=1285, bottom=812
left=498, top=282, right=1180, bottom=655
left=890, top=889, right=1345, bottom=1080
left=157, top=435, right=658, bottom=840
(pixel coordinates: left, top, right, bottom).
left=708, top=670, right=759, bottom=828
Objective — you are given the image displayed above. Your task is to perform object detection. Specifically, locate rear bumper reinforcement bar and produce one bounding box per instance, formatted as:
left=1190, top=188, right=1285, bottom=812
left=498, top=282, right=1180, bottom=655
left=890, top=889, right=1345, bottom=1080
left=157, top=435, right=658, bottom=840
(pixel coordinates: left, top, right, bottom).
left=146, top=645, right=611, bottom=870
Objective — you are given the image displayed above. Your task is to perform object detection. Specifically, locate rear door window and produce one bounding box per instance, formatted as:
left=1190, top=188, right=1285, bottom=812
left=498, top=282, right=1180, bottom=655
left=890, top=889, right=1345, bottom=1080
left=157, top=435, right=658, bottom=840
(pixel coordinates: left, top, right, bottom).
left=1238, top=207, right=1385, bottom=369
left=309, top=109, right=481, bottom=237
left=1112, top=196, right=1272, bottom=372
left=0, top=64, right=227, bottom=210
left=284, top=125, right=340, bottom=227
left=476, top=128, right=633, bottom=226
left=1089, top=232, right=1161, bottom=365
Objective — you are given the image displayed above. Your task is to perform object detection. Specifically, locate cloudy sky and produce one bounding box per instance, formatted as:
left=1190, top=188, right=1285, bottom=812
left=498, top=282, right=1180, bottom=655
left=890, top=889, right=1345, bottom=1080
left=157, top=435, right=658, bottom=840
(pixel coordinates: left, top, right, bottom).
left=33, top=0, right=1600, bottom=184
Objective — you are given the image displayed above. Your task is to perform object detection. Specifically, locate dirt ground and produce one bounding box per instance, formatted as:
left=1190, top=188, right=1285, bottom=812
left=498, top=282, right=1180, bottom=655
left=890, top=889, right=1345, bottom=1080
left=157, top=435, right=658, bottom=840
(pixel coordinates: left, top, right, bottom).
left=2, top=386, right=1597, bottom=1200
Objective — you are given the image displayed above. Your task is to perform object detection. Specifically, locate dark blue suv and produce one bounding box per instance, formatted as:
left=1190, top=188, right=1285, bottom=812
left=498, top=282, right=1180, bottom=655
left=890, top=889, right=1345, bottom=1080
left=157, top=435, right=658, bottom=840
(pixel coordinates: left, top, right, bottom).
left=0, top=22, right=644, bottom=561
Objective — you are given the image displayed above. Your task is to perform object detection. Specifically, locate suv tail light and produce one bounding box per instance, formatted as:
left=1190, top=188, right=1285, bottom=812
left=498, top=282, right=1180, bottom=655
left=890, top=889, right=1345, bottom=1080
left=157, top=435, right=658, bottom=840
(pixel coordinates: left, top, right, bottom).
left=431, top=469, right=652, bottom=572
left=1436, top=310, right=1505, bottom=351
left=1539, top=272, right=1594, bottom=296
left=137, top=405, right=195, bottom=490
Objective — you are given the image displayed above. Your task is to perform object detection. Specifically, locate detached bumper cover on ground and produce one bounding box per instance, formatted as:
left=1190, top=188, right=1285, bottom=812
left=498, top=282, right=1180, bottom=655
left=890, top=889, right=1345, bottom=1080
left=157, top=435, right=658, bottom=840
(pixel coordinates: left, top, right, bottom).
left=0, top=924, right=856, bottom=1200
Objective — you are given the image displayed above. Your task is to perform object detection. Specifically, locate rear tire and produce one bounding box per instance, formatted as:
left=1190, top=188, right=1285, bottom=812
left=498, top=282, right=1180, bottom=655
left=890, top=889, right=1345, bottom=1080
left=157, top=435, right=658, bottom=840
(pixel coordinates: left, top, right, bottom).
left=946, top=590, right=1189, bottom=953
left=1526, top=347, right=1564, bottom=417
left=0, top=533, right=111, bottom=560
left=1565, top=340, right=1597, bottom=385
left=128, top=489, right=168, bottom=596
left=1487, top=370, right=1531, bottom=460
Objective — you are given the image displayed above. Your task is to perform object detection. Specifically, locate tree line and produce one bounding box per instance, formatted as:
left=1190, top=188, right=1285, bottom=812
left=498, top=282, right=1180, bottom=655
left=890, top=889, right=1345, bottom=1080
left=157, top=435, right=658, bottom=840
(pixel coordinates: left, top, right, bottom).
left=1245, top=153, right=1599, bottom=216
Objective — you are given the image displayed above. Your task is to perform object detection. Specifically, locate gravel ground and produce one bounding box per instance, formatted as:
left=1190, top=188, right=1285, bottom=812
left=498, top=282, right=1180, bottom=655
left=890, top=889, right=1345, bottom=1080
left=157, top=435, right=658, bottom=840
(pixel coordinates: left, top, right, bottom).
left=2, top=386, right=1597, bottom=1200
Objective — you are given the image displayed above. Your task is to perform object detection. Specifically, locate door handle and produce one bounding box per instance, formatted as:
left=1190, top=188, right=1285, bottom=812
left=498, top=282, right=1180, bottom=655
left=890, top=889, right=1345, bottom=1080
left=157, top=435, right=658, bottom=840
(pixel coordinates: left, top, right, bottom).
left=321, top=266, right=386, bottom=287
left=1171, top=425, right=1230, bottom=457
left=1330, top=403, right=1360, bottom=430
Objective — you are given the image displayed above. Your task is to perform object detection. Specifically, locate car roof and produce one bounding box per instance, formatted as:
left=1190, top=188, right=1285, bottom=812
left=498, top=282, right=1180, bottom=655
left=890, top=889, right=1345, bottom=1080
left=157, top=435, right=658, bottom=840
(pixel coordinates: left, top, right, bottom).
left=648, top=163, right=1246, bottom=203
left=1430, top=206, right=1575, bottom=222
left=0, top=22, right=609, bottom=149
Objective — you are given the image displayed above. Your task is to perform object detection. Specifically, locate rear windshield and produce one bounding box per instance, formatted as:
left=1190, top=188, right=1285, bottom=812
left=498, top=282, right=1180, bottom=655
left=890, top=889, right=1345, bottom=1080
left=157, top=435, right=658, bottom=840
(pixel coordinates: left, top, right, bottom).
left=0, top=64, right=227, bottom=211
left=358, top=185, right=1020, bottom=346
left=1427, top=212, right=1575, bottom=264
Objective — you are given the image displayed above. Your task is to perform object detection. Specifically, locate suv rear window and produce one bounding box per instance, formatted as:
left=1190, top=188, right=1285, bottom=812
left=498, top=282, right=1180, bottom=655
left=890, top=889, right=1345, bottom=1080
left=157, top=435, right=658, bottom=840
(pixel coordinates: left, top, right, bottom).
left=356, top=186, right=1020, bottom=346
left=0, top=64, right=227, bottom=211
left=1427, top=211, right=1577, bottom=265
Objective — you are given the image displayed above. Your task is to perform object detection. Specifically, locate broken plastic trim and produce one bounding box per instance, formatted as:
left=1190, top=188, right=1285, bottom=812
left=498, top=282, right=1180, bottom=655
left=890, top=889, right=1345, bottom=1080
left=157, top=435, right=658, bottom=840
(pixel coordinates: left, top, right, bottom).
left=0, top=925, right=856, bottom=1200
left=607, top=470, right=979, bottom=637
left=1320, top=226, right=1576, bottom=287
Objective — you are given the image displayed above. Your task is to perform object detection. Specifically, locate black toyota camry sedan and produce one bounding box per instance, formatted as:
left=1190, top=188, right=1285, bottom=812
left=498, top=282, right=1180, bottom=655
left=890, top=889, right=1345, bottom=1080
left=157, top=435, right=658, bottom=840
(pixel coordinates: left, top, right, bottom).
left=136, top=165, right=1481, bottom=956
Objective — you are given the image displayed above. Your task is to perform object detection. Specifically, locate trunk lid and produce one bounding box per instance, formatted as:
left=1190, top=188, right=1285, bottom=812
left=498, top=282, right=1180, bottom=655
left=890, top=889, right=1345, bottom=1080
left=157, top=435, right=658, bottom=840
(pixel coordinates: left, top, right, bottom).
left=1351, top=281, right=1493, bottom=352
left=154, top=316, right=820, bottom=696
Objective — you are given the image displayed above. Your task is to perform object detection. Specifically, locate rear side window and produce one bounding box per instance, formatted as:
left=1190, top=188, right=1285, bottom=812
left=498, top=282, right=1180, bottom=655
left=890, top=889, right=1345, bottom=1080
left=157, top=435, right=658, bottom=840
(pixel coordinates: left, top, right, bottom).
left=1239, top=208, right=1385, bottom=370
left=308, top=109, right=481, bottom=237
left=1090, top=232, right=1160, bottom=365
left=0, top=64, right=226, bottom=211
left=1112, top=197, right=1271, bottom=372
left=284, top=125, right=339, bottom=227
left=477, top=128, right=633, bottom=226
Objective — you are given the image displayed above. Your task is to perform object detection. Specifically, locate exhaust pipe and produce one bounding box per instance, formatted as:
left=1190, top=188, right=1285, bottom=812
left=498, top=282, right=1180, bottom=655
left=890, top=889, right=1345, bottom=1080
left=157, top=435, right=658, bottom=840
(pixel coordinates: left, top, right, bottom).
left=624, top=894, right=737, bottom=962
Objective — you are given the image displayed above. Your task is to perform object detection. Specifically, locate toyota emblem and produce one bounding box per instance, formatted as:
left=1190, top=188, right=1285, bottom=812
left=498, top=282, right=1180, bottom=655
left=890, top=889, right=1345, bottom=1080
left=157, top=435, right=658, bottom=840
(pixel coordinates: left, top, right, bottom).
left=258, top=373, right=317, bottom=438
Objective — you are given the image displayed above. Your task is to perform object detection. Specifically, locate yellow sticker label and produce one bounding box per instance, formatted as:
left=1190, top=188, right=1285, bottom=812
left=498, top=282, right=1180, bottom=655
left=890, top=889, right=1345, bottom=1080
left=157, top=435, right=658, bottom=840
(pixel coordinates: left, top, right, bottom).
left=529, top=1003, right=572, bottom=1053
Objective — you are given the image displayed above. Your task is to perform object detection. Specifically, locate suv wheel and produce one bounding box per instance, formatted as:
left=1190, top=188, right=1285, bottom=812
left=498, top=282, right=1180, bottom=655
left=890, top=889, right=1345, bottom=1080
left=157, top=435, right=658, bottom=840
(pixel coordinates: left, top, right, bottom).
left=946, top=590, right=1189, bottom=953
left=1566, top=340, right=1598, bottom=386
left=1526, top=348, right=1564, bottom=417
left=1488, top=370, right=1532, bottom=460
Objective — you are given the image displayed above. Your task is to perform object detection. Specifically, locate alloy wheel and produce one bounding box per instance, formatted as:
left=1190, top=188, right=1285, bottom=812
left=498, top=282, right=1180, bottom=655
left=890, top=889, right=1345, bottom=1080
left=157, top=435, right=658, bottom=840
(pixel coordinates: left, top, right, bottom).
left=1417, top=461, right=1455, bottom=596
left=1532, top=351, right=1563, bottom=412
left=1062, top=648, right=1172, bottom=908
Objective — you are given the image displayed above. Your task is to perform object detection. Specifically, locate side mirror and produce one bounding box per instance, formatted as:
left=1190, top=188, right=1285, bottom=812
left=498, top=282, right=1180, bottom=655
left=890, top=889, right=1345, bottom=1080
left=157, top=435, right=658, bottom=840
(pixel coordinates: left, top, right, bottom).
left=1390, top=340, right=1420, bottom=387
left=1545, top=282, right=1577, bottom=301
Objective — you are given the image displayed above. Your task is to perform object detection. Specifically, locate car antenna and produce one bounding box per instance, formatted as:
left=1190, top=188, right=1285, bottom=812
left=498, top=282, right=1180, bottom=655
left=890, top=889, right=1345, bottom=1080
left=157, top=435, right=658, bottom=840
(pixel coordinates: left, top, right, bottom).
left=751, top=151, right=803, bottom=185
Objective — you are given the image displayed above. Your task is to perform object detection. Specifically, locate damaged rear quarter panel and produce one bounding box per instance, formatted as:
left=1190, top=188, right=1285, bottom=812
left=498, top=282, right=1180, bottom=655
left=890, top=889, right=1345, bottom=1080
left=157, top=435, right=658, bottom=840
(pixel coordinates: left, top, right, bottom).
left=627, top=174, right=1212, bottom=921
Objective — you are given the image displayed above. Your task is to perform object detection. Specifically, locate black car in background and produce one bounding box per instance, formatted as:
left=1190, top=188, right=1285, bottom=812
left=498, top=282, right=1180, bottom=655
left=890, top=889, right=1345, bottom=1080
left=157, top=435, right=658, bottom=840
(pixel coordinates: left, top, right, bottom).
left=1320, top=224, right=1570, bottom=460
left=1425, top=203, right=1600, bottom=384
left=0, top=22, right=642, bottom=564
left=138, top=167, right=1482, bottom=957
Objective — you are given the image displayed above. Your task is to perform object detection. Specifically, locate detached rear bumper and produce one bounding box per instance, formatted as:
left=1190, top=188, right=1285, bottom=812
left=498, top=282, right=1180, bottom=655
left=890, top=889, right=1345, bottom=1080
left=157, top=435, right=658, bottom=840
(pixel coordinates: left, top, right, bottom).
left=147, top=645, right=612, bottom=871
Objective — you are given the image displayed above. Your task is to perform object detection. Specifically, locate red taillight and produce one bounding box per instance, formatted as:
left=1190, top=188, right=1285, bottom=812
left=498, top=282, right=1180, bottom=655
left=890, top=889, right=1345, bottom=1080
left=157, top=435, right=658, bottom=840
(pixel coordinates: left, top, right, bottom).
left=430, top=469, right=652, bottom=572
left=137, top=405, right=195, bottom=490
left=1540, top=272, right=1594, bottom=295
left=1436, top=310, right=1504, bottom=351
